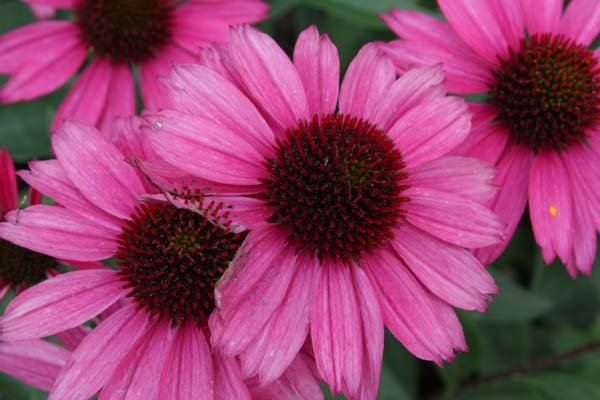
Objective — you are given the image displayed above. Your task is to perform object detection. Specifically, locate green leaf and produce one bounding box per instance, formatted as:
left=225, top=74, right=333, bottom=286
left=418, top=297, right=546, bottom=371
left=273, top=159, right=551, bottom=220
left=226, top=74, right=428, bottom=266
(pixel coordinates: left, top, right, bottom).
left=524, top=372, right=600, bottom=400
left=452, top=380, right=546, bottom=400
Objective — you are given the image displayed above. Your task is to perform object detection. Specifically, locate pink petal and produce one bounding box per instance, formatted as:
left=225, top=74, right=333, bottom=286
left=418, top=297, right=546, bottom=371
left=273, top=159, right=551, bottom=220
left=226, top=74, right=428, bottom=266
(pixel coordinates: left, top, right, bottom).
left=381, top=10, right=494, bottom=93
left=339, top=43, right=395, bottom=123
left=108, top=116, right=156, bottom=161
left=239, top=256, right=317, bottom=386
left=453, top=116, right=510, bottom=166
left=406, top=156, right=497, bottom=204
left=372, top=64, right=445, bottom=130
left=566, top=188, right=596, bottom=276
left=0, top=339, right=69, bottom=391
left=250, top=353, right=323, bottom=400
left=363, top=250, right=467, bottom=365
left=388, top=96, right=471, bottom=168
left=18, top=160, right=121, bottom=231
left=213, top=353, right=251, bottom=400
left=101, top=321, right=172, bottom=400
left=146, top=110, right=267, bottom=186
left=53, top=121, right=146, bottom=219
left=403, top=187, right=505, bottom=248
left=166, top=64, right=275, bottom=155
left=0, top=269, right=124, bottom=341
left=21, top=0, right=74, bottom=7
left=529, top=151, right=574, bottom=264
left=293, top=25, right=340, bottom=115
left=559, top=0, right=600, bottom=46
left=55, top=326, right=89, bottom=351
left=438, top=0, right=511, bottom=63
left=474, top=143, right=533, bottom=265
left=392, top=224, right=497, bottom=311
left=0, top=205, right=118, bottom=261
left=0, top=147, right=17, bottom=214
left=484, top=0, right=525, bottom=52
left=27, top=3, right=56, bottom=19
left=351, top=266, right=384, bottom=400
left=198, top=42, right=237, bottom=82
left=227, top=25, right=310, bottom=134
left=159, top=325, right=214, bottom=400
left=212, top=228, right=299, bottom=358
left=0, top=22, right=85, bottom=102
left=97, top=64, right=136, bottom=131
left=522, top=0, right=563, bottom=35
left=49, top=305, right=151, bottom=400
left=311, top=262, right=363, bottom=398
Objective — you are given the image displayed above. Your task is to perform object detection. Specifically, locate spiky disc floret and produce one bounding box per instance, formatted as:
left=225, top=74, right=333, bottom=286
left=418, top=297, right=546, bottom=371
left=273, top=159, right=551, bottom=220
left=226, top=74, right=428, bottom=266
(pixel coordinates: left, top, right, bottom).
left=0, top=238, right=54, bottom=285
left=261, top=113, right=409, bottom=264
left=116, top=202, right=247, bottom=326
left=75, top=0, right=173, bottom=64
left=490, top=33, right=600, bottom=151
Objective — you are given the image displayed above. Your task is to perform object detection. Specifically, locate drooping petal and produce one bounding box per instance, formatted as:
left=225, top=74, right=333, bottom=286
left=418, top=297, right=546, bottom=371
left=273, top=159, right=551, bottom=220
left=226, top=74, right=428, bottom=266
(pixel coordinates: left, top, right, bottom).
left=239, top=256, right=317, bottom=386
left=338, top=43, right=395, bottom=123
left=559, top=0, right=600, bottom=46
left=388, top=96, right=471, bottom=168
left=381, top=10, right=494, bottom=93
left=0, top=22, right=86, bottom=102
left=49, top=305, right=151, bottom=400
left=293, top=26, right=340, bottom=115
left=0, top=269, right=124, bottom=341
left=146, top=110, right=267, bottom=186
left=403, top=187, right=505, bottom=248
left=227, top=25, right=310, bottom=134
left=0, top=147, right=17, bottom=215
left=159, top=325, right=214, bottom=400
left=392, top=224, right=497, bottom=311
left=363, top=250, right=467, bottom=365
left=522, top=0, right=563, bottom=35
left=0, top=205, right=118, bottom=261
left=53, top=120, right=146, bottom=219
left=529, top=151, right=574, bottom=264
left=0, top=339, right=69, bottom=391
left=213, top=352, right=251, bottom=400
left=311, top=262, right=363, bottom=398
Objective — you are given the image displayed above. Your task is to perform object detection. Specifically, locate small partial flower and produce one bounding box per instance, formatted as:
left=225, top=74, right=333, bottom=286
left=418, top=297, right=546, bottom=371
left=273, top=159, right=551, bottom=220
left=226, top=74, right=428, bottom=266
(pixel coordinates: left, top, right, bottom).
left=146, top=25, right=503, bottom=399
left=382, top=0, right=600, bottom=276
left=0, top=0, right=269, bottom=131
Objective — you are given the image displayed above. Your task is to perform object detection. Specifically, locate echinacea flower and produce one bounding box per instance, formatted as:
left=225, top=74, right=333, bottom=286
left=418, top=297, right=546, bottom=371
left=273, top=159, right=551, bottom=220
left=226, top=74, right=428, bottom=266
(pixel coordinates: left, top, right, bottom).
left=382, top=0, right=600, bottom=276
left=0, top=120, right=321, bottom=399
left=146, top=25, right=503, bottom=399
left=0, top=0, right=268, bottom=131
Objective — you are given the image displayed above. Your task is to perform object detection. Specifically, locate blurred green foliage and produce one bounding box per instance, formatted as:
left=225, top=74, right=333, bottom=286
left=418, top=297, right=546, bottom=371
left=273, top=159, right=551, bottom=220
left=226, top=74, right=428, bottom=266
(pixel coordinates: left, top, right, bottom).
left=1, top=0, right=599, bottom=399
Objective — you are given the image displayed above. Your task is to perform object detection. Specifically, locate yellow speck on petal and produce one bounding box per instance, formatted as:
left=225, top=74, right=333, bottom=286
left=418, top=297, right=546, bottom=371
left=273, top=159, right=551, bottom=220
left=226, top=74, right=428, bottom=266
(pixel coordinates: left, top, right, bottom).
left=549, top=205, right=557, bottom=217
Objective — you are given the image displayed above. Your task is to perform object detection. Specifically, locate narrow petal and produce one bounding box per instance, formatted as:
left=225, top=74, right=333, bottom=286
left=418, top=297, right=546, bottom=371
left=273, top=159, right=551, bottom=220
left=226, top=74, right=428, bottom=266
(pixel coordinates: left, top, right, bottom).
left=293, top=26, right=340, bottom=115
left=372, top=64, right=446, bottom=130
left=559, top=0, right=600, bottom=46
left=0, top=269, right=124, bottom=341
left=55, top=326, right=89, bottom=351
left=567, top=188, right=596, bottom=276
left=311, top=262, right=363, bottom=398
left=213, top=353, right=251, bottom=400
left=438, top=0, right=511, bottom=63
left=0, top=340, right=69, bottom=391
left=529, top=151, right=573, bottom=264
left=474, top=143, right=533, bottom=265
left=159, top=325, right=214, bottom=400
left=166, top=64, right=275, bottom=155
left=18, top=160, right=121, bottom=231
left=388, top=97, right=471, bottom=168
left=97, top=64, right=136, bottom=131
left=0, top=205, right=118, bottom=261
left=522, top=0, right=563, bottom=35
left=53, top=120, right=146, bottom=219
left=392, top=224, right=497, bottom=311
left=403, top=187, right=505, bottom=248
left=239, top=256, right=317, bottom=386
left=406, top=156, right=497, bottom=204
left=0, top=147, right=17, bottom=214
left=0, top=22, right=85, bottom=102
left=363, top=250, right=467, bottom=365
left=49, top=305, right=150, bottom=400
left=228, top=25, right=310, bottom=134
left=101, top=321, right=172, bottom=400
left=146, top=110, right=267, bottom=186
left=381, top=10, right=494, bottom=93
left=339, top=43, right=395, bottom=123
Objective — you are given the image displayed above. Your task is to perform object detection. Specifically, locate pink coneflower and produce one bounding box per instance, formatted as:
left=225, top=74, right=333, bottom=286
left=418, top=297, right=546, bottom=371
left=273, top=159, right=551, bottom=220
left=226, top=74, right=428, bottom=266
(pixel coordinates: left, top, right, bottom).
left=0, top=0, right=268, bottom=131
left=0, top=120, right=320, bottom=399
left=382, top=0, right=600, bottom=276
left=146, top=25, right=503, bottom=399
